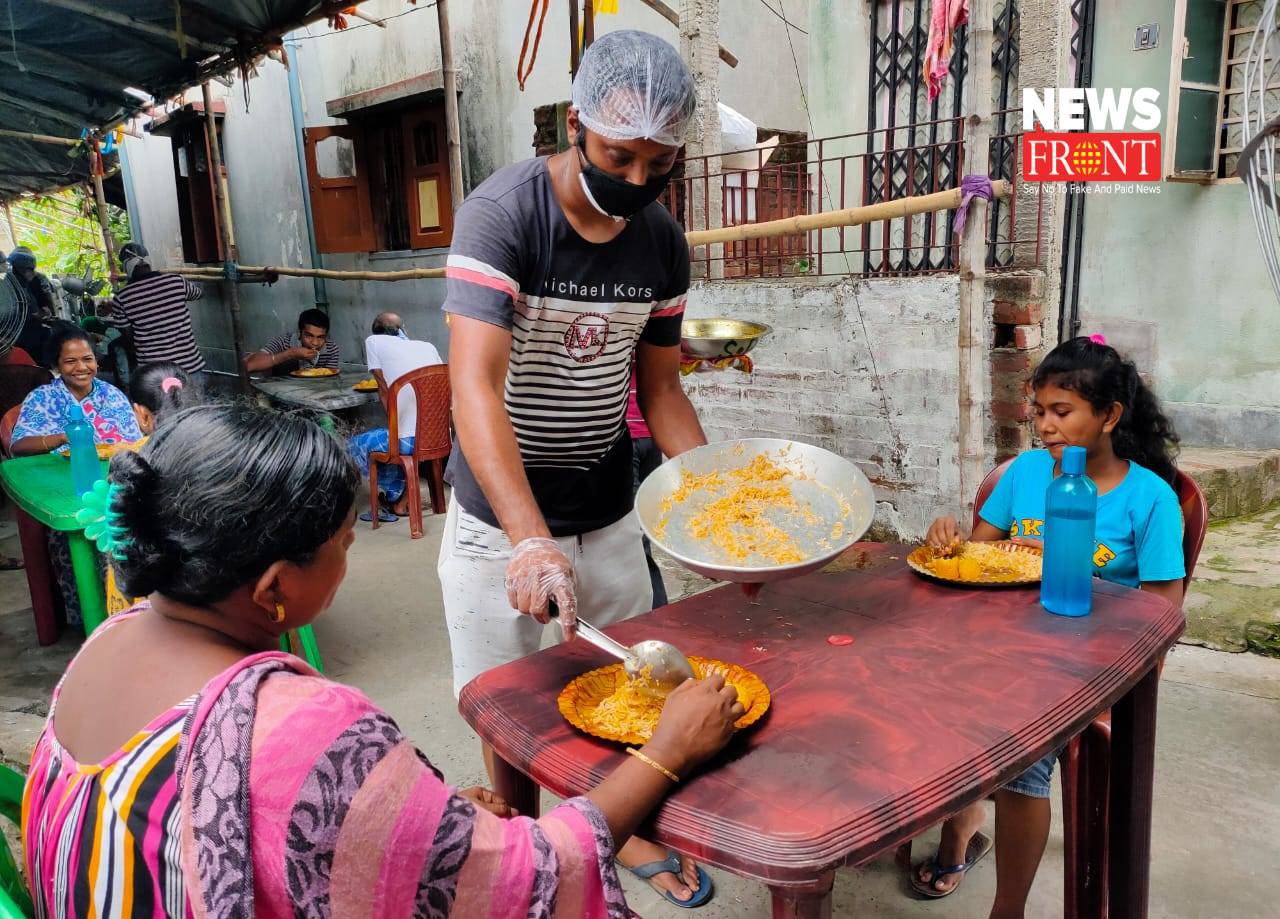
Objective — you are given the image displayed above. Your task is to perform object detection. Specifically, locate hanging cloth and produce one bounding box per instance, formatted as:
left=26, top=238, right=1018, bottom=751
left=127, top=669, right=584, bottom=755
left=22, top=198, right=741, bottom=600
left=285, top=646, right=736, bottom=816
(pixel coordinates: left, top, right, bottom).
left=924, top=0, right=970, bottom=102
left=952, top=174, right=993, bottom=235
left=328, top=6, right=358, bottom=30
left=517, top=0, right=551, bottom=91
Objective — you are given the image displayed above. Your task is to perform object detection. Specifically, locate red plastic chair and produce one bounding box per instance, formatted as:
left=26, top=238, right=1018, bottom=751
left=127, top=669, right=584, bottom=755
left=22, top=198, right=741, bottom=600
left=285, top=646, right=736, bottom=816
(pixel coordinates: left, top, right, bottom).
left=0, top=364, right=51, bottom=420
left=1059, top=468, right=1205, bottom=916
left=1, top=346, right=37, bottom=367
left=369, top=364, right=451, bottom=540
left=0, top=405, right=20, bottom=457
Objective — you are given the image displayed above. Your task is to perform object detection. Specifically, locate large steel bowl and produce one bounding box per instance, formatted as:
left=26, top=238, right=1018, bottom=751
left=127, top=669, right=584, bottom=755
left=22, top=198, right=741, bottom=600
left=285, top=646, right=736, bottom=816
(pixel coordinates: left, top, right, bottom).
left=680, top=318, right=772, bottom=360
left=636, top=438, right=876, bottom=583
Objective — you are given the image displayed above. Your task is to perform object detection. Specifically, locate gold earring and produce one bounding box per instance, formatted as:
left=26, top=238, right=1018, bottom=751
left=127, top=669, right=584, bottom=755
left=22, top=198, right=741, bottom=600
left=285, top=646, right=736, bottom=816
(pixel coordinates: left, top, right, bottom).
left=272, top=601, right=287, bottom=623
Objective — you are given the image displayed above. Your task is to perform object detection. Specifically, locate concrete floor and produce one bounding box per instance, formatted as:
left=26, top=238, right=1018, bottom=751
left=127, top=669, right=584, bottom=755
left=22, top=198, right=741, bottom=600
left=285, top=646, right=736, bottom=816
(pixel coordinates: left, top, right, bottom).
left=1182, top=502, right=1280, bottom=653
left=2, top=510, right=1279, bottom=917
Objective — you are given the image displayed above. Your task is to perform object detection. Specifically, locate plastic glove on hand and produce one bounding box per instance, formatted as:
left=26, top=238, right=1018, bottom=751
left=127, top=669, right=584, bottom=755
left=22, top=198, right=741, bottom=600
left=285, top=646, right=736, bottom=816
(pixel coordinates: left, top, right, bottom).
left=505, top=537, right=578, bottom=636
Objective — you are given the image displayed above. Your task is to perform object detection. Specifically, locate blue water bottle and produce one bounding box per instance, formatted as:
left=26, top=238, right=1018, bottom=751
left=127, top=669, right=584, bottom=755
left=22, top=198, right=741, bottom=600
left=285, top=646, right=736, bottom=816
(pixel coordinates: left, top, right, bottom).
left=65, top=404, right=101, bottom=497
left=1040, top=446, right=1098, bottom=617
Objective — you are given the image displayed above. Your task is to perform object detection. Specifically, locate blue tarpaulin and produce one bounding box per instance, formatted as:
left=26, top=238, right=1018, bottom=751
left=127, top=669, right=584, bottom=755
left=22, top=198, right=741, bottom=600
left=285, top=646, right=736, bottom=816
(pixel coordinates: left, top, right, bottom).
left=0, top=1, right=349, bottom=200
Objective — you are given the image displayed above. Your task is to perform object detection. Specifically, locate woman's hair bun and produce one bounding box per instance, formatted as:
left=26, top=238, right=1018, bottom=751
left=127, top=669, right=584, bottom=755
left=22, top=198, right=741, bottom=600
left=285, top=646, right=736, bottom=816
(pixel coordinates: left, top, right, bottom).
left=104, top=402, right=357, bottom=605
left=108, top=450, right=178, bottom=598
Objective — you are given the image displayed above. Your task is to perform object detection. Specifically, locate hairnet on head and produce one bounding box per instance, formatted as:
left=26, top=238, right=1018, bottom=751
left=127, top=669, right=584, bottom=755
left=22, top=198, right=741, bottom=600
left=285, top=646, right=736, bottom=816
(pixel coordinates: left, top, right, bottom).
left=571, top=30, right=696, bottom=148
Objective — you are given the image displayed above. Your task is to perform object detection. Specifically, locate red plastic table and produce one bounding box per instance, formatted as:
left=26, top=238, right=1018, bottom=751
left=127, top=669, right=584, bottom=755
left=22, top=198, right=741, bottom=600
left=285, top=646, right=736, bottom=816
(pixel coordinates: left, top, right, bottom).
left=459, top=544, right=1184, bottom=918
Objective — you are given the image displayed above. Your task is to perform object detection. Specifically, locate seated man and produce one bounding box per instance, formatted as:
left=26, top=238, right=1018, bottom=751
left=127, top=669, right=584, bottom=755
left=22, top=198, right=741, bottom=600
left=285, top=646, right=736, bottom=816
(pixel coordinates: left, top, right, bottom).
left=243, top=307, right=340, bottom=375
left=348, top=311, right=442, bottom=522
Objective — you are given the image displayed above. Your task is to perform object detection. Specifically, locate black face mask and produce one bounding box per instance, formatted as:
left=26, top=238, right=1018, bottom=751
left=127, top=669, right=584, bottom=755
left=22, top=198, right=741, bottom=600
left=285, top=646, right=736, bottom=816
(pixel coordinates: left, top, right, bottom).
left=575, top=133, right=674, bottom=220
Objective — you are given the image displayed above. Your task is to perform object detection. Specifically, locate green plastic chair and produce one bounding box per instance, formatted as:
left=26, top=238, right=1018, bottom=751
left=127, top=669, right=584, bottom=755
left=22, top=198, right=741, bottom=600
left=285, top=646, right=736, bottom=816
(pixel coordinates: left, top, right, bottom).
left=0, top=764, right=34, bottom=919
left=280, top=625, right=324, bottom=673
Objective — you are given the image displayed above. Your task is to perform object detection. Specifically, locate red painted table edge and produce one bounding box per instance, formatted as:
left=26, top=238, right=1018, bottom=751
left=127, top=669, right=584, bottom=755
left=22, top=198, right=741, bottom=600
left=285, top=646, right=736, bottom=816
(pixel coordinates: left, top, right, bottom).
left=459, top=553, right=1184, bottom=885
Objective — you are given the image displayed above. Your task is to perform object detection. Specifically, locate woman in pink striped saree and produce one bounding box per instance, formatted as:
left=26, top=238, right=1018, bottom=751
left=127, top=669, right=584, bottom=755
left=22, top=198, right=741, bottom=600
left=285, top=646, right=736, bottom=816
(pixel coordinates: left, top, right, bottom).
left=23, top=404, right=742, bottom=918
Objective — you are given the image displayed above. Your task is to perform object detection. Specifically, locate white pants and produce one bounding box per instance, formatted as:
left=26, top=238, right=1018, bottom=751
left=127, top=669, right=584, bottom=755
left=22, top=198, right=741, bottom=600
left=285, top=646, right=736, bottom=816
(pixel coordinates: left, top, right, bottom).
left=438, top=498, right=654, bottom=697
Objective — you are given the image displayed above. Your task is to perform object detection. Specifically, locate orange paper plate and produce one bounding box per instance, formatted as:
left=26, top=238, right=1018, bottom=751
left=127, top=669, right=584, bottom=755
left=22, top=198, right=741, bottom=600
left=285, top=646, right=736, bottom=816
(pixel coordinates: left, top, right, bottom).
left=59, top=438, right=148, bottom=461
left=907, top=540, right=1042, bottom=587
left=558, top=656, right=770, bottom=746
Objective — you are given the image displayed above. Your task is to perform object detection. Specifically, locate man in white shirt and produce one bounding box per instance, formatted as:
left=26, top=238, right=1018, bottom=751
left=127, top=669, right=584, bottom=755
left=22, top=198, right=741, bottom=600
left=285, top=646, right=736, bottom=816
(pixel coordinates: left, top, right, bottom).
left=348, top=311, right=443, bottom=522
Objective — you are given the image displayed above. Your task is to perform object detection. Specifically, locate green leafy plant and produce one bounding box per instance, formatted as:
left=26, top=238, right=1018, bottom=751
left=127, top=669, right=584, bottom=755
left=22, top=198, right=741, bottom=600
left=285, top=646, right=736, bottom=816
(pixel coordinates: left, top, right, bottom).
left=7, top=186, right=130, bottom=283
left=1244, top=620, right=1280, bottom=658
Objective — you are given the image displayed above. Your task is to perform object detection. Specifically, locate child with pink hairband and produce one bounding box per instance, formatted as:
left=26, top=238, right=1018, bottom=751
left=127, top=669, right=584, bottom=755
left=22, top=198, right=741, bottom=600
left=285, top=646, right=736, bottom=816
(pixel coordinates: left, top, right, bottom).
left=129, top=362, right=201, bottom=434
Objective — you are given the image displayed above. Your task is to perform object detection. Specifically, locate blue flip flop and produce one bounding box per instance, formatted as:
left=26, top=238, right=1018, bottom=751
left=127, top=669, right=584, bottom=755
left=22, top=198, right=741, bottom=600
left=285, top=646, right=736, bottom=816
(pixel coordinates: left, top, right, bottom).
left=360, top=507, right=398, bottom=523
left=622, top=851, right=714, bottom=908
left=908, top=831, right=992, bottom=899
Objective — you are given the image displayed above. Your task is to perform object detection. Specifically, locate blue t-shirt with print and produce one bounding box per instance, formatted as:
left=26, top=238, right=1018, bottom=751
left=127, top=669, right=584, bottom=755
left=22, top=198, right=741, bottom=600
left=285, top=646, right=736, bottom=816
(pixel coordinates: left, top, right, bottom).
left=978, top=450, right=1185, bottom=588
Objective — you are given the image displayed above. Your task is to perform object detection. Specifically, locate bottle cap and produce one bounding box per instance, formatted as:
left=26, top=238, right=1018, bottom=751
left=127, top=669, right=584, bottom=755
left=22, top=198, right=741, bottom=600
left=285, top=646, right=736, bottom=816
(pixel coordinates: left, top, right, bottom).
left=1062, top=445, right=1087, bottom=474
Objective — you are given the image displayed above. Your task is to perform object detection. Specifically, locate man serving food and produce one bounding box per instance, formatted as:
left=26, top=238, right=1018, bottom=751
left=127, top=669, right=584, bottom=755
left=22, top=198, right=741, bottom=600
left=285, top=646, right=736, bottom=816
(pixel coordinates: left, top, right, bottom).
left=439, top=30, right=713, bottom=907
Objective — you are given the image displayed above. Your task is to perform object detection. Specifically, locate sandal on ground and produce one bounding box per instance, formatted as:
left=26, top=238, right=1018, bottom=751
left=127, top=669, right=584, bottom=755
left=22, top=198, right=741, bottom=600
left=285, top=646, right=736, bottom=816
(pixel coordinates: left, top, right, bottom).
left=359, top=507, right=399, bottom=523
left=0, top=555, right=23, bottom=570
left=909, top=831, right=993, bottom=899
left=620, top=851, right=714, bottom=909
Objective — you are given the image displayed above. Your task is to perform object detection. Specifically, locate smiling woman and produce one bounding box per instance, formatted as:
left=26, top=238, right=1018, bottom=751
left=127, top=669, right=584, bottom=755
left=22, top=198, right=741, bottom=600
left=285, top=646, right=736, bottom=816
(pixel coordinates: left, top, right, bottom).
left=8, top=324, right=144, bottom=626
left=10, top=325, right=142, bottom=458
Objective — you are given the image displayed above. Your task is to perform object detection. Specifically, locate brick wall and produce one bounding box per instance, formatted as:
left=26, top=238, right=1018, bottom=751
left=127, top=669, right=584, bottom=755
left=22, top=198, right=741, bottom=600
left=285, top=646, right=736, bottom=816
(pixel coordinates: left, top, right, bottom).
left=682, top=274, right=986, bottom=540
left=532, top=102, right=565, bottom=156
left=988, top=272, right=1048, bottom=460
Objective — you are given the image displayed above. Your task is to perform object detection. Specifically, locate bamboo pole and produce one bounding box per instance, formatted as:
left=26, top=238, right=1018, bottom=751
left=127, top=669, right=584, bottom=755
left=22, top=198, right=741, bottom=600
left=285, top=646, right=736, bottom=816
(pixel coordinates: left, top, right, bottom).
left=350, top=9, right=386, bottom=28
left=636, top=0, right=738, bottom=67
left=2, top=202, right=16, bottom=246
left=583, top=1, right=595, bottom=51
left=568, top=0, right=580, bottom=77
left=0, top=129, right=80, bottom=147
left=957, top=0, right=994, bottom=518
left=89, top=174, right=117, bottom=275
left=684, top=182, right=1008, bottom=247
left=12, top=204, right=87, bottom=234
left=202, top=81, right=251, bottom=392
left=170, top=183, right=1007, bottom=282
left=170, top=264, right=446, bottom=282
left=437, top=0, right=465, bottom=212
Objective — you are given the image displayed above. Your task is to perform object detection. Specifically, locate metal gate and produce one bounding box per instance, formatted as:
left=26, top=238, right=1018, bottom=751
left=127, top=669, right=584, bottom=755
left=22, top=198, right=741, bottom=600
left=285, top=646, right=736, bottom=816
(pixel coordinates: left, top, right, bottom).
left=1059, top=0, right=1098, bottom=340
left=864, top=0, right=1021, bottom=274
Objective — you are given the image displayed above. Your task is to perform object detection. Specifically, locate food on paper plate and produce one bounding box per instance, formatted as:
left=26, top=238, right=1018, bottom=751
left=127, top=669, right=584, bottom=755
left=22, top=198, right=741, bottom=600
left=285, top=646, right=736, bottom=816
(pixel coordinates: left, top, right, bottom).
left=558, top=657, right=770, bottom=744
left=61, top=439, right=149, bottom=461
left=910, top=540, right=1042, bottom=584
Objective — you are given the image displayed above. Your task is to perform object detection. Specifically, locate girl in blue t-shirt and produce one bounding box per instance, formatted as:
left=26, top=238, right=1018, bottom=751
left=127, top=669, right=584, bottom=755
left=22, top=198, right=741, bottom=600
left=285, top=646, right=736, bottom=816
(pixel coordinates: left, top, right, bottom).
left=911, top=336, right=1185, bottom=910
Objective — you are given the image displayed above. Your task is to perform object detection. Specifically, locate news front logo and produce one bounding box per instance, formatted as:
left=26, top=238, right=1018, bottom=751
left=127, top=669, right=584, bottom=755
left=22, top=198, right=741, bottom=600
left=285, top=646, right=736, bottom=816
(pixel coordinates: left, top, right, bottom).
left=1021, top=88, right=1162, bottom=183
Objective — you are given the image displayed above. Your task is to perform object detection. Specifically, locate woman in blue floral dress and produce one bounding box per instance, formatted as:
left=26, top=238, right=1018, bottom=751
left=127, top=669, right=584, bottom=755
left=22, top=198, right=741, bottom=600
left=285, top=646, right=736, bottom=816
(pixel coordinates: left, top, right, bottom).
left=11, top=325, right=142, bottom=624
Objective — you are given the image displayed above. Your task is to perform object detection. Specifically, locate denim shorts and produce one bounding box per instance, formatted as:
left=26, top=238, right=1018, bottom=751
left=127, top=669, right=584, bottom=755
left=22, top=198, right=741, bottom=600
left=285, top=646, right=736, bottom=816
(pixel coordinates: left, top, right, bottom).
left=1004, top=749, right=1062, bottom=799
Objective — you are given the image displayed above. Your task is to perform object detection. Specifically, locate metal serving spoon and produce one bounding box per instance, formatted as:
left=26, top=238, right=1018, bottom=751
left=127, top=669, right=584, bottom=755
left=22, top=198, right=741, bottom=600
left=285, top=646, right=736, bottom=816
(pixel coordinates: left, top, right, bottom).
left=549, top=600, right=696, bottom=694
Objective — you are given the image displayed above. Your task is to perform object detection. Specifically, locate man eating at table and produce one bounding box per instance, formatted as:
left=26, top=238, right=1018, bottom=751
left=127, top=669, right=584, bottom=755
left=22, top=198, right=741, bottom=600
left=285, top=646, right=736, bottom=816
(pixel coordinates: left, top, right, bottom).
left=243, top=308, right=340, bottom=376
left=438, top=30, right=714, bottom=908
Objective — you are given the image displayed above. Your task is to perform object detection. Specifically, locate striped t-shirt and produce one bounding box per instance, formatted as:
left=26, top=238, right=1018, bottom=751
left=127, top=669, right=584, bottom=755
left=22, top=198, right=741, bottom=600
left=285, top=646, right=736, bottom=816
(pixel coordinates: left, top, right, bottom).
left=444, top=157, right=688, bottom=535
left=261, top=331, right=341, bottom=373
left=111, top=272, right=206, bottom=372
